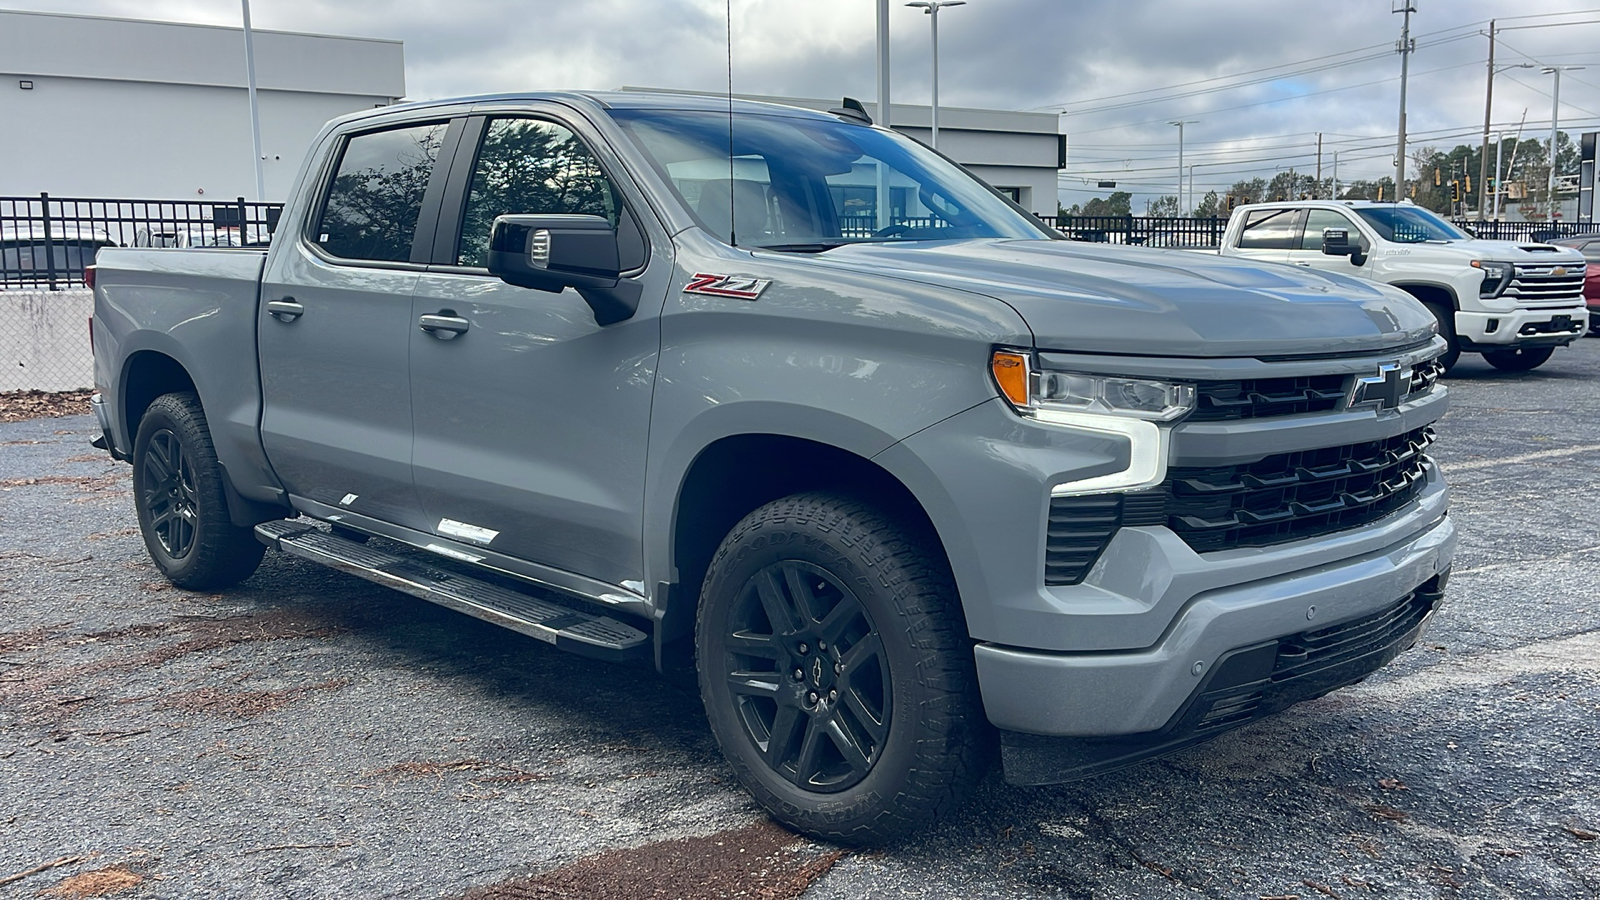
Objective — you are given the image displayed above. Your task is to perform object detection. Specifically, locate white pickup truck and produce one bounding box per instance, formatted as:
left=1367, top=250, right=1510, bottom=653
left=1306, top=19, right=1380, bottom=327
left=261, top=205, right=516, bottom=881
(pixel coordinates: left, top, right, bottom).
left=1220, top=200, right=1588, bottom=371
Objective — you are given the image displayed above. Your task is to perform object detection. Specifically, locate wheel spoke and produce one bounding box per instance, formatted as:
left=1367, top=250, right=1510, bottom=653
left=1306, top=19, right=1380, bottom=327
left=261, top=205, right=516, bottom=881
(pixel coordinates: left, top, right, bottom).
left=766, top=703, right=802, bottom=765
left=727, top=630, right=784, bottom=660
left=150, top=505, right=177, bottom=530
left=824, top=716, right=872, bottom=774
left=838, top=637, right=882, bottom=678
left=727, top=670, right=782, bottom=697
left=755, top=569, right=801, bottom=634
left=841, top=685, right=888, bottom=743
left=815, top=595, right=860, bottom=645
left=794, top=717, right=826, bottom=785
left=781, top=564, right=823, bottom=626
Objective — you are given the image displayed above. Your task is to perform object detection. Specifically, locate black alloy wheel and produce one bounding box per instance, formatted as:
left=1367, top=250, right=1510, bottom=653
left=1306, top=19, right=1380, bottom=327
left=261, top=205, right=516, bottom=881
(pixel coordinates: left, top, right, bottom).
left=697, top=492, right=988, bottom=845
left=722, top=559, right=890, bottom=792
left=139, top=428, right=199, bottom=559
left=131, top=392, right=266, bottom=589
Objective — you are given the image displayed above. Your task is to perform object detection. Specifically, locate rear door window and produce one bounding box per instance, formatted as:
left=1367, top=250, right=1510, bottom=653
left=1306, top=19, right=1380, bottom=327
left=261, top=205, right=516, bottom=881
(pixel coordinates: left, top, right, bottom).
left=1237, top=208, right=1302, bottom=250
left=315, top=122, right=449, bottom=263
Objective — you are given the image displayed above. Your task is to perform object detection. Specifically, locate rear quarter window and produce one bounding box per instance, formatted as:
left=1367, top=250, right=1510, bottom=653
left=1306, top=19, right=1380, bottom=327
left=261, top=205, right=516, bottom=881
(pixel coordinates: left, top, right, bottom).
left=1237, top=209, right=1302, bottom=250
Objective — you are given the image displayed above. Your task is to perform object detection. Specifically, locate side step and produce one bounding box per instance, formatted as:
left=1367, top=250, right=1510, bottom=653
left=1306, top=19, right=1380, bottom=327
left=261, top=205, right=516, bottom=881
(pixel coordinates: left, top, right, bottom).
left=255, top=520, right=649, bottom=661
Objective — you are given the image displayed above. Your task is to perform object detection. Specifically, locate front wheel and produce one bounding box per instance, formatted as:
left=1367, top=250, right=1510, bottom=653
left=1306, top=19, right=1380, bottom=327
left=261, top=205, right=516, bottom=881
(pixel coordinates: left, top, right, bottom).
left=696, top=492, right=987, bottom=845
left=132, top=392, right=266, bottom=589
left=1482, top=346, right=1555, bottom=372
left=1425, top=303, right=1460, bottom=371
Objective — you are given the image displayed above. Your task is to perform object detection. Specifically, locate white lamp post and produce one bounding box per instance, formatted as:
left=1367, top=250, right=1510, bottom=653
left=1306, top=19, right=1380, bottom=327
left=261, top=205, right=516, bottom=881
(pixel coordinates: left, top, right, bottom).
left=1543, top=66, right=1584, bottom=221
left=1169, top=120, right=1196, bottom=214
left=905, top=1, right=965, bottom=150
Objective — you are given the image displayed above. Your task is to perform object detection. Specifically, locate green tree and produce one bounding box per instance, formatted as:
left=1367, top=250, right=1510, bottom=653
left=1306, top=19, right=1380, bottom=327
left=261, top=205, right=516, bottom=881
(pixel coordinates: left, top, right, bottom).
left=1078, top=191, right=1133, bottom=217
left=1195, top=190, right=1222, bottom=218
left=1228, top=178, right=1267, bottom=205
left=1147, top=195, right=1179, bottom=217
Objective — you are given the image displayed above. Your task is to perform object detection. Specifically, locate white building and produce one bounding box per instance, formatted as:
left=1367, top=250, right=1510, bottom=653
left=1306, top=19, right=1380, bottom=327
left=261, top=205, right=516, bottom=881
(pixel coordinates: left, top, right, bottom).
left=0, top=10, right=405, bottom=201
left=625, top=89, right=1065, bottom=216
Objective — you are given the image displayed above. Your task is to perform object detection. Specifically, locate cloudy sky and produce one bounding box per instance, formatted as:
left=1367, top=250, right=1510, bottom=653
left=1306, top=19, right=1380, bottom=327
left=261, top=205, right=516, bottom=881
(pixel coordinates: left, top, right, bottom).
left=12, top=0, right=1600, bottom=207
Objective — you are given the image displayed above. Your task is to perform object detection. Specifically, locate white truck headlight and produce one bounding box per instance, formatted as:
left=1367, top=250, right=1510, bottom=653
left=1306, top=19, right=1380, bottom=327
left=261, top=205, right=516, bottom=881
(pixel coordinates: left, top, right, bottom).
left=991, top=350, right=1196, bottom=495
left=1471, top=260, right=1513, bottom=298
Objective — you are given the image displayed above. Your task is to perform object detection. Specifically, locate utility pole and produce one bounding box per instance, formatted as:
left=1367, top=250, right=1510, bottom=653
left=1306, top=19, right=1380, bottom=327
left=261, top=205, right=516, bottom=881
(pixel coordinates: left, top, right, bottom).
left=241, top=0, right=265, bottom=202
left=1188, top=164, right=1195, bottom=215
left=1394, top=1, right=1416, bottom=201
left=875, top=0, right=892, bottom=230
left=1315, top=133, right=1323, bottom=199
left=1478, top=20, right=1495, bottom=220
left=1545, top=66, right=1584, bottom=221
left=1333, top=150, right=1340, bottom=200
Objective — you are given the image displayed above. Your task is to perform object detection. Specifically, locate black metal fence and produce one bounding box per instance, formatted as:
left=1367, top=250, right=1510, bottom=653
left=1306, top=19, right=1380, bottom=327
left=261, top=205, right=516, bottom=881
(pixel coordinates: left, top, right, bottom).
left=1, top=194, right=283, bottom=289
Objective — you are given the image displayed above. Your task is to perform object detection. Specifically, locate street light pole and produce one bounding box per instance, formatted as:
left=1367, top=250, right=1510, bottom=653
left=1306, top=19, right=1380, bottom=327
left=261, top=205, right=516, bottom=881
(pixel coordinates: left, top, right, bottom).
left=241, top=0, right=265, bottom=202
left=1169, top=120, right=1196, bottom=214
left=875, top=0, right=892, bottom=231
left=906, top=1, right=965, bottom=151
left=1544, top=66, right=1584, bottom=221
left=1492, top=134, right=1506, bottom=221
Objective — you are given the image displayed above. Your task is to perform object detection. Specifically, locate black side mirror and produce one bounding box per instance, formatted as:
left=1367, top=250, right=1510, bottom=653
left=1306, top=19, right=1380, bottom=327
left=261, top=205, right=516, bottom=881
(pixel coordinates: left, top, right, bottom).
left=487, top=214, right=641, bottom=325
left=1320, top=228, right=1366, bottom=266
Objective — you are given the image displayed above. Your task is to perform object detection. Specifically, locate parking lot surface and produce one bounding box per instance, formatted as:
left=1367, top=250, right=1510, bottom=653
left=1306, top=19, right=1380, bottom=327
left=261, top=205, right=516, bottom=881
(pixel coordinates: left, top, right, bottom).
left=3, top=343, right=1598, bottom=899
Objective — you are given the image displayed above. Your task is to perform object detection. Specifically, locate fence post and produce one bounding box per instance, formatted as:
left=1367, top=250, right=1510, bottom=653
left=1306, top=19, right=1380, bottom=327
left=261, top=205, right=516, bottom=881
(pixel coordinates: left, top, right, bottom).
left=39, top=191, right=58, bottom=291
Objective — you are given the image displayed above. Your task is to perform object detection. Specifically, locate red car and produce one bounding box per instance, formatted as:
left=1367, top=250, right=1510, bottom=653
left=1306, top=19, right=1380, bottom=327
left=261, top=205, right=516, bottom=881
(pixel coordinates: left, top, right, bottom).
left=1552, top=235, right=1600, bottom=334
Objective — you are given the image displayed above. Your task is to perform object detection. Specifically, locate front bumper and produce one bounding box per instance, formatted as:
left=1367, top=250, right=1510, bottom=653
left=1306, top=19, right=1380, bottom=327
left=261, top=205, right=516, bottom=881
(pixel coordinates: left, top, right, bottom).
left=998, top=570, right=1448, bottom=784
left=973, top=493, right=1453, bottom=737
left=1457, top=306, right=1587, bottom=348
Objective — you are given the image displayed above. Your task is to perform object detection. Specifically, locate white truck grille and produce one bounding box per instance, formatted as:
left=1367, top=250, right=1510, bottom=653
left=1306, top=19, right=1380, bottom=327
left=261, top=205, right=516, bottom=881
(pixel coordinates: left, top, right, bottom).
left=1504, top=264, right=1586, bottom=304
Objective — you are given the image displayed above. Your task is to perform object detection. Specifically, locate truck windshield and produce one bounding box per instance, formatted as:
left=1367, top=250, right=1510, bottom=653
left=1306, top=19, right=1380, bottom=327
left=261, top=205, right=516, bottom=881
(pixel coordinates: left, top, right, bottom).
left=1354, top=206, right=1468, bottom=243
left=608, top=107, right=1051, bottom=250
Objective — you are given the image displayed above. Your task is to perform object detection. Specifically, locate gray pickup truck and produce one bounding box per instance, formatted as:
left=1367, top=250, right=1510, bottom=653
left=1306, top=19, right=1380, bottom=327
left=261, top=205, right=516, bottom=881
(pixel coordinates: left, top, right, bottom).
left=89, top=91, right=1455, bottom=844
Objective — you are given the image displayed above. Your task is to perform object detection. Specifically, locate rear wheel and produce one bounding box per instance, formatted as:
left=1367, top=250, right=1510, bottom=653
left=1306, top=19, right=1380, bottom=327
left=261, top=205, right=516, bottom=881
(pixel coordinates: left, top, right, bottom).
left=132, top=392, right=265, bottom=589
left=1482, top=346, right=1554, bottom=372
left=1425, top=302, right=1460, bottom=371
left=696, top=492, right=986, bottom=846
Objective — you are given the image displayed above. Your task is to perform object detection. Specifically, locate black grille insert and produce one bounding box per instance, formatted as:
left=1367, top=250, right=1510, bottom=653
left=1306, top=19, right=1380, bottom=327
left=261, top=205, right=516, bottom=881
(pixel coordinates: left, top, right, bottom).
left=1165, top=425, right=1434, bottom=552
left=1191, top=374, right=1347, bottom=421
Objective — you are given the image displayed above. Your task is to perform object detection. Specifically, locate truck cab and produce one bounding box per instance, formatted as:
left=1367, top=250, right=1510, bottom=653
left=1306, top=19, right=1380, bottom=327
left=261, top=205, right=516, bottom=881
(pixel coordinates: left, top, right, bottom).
left=1221, top=200, right=1588, bottom=371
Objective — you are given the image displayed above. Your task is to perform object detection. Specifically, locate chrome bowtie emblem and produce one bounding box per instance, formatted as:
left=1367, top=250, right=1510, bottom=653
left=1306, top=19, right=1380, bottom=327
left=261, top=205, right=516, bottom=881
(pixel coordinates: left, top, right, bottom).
left=1349, top=362, right=1411, bottom=411
left=1553, top=266, right=1569, bottom=277
left=811, top=658, right=824, bottom=686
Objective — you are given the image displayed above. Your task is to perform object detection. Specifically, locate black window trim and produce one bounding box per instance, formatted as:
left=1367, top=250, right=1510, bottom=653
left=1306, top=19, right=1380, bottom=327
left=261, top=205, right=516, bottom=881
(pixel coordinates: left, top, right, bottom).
left=299, top=116, right=464, bottom=273
left=428, top=108, right=652, bottom=275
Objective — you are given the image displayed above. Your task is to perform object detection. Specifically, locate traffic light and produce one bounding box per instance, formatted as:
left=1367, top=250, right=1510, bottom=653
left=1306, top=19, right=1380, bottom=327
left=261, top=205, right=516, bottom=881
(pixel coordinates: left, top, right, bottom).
left=1465, top=174, right=1472, bottom=194
left=1226, top=194, right=1237, bottom=212
left=1434, top=168, right=1441, bottom=186
left=1451, top=181, right=1462, bottom=202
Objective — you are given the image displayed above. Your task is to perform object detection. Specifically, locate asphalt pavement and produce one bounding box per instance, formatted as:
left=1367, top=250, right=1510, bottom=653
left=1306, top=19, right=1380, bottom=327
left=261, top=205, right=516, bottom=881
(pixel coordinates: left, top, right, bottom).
left=2, top=341, right=1597, bottom=899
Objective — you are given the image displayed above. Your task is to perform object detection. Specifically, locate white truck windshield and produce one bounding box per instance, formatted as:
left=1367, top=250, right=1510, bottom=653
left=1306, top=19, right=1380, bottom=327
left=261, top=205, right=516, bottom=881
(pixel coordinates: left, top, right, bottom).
left=1354, top=206, right=1469, bottom=243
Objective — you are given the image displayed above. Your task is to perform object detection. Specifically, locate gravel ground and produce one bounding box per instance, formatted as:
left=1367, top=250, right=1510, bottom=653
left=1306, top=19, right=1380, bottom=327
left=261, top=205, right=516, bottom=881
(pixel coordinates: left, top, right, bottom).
left=2, top=342, right=1599, bottom=899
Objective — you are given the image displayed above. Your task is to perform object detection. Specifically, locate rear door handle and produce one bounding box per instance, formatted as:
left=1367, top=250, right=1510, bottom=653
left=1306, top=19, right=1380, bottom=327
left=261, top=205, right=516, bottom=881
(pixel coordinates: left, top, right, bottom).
left=266, top=298, right=304, bottom=321
left=419, top=312, right=470, bottom=339
left=1293, top=261, right=1313, bottom=267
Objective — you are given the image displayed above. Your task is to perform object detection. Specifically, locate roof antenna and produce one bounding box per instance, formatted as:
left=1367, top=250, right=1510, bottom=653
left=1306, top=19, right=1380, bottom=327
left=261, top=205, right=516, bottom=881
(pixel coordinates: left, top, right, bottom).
left=725, top=0, right=737, bottom=247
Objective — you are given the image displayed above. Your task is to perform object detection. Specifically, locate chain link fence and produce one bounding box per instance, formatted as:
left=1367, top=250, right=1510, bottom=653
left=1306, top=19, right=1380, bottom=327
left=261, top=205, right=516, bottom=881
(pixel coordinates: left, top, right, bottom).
left=1, top=194, right=283, bottom=392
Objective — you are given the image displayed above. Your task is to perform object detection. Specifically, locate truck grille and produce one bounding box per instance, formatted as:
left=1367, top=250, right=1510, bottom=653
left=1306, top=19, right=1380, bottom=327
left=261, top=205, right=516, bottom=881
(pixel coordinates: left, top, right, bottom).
left=1190, top=374, right=1346, bottom=421
left=1164, top=425, right=1434, bottom=552
left=1504, top=264, right=1585, bottom=304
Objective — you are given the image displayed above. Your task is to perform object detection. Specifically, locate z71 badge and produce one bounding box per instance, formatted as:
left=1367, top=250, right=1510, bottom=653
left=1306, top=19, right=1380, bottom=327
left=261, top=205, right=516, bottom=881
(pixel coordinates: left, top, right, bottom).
left=683, top=273, right=772, bottom=300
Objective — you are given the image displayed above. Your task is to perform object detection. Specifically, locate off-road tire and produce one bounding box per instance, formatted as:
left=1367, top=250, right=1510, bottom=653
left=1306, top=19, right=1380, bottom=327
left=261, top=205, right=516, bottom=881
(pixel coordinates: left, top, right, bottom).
left=1482, top=346, right=1555, bottom=372
left=696, top=492, right=988, bottom=846
left=1426, top=302, right=1460, bottom=371
left=132, top=392, right=265, bottom=589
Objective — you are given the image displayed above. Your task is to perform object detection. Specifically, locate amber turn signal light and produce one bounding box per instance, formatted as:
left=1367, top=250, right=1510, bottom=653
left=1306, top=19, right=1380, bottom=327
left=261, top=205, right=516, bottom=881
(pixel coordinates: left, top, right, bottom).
left=990, top=350, right=1030, bottom=407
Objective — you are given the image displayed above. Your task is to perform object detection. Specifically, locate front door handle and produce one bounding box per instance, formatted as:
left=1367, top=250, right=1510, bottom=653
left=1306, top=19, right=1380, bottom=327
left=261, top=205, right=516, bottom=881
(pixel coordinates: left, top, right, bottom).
left=1293, top=261, right=1313, bottom=267
left=266, top=298, right=304, bottom=322
left=419, top=312, right=470, bottom=339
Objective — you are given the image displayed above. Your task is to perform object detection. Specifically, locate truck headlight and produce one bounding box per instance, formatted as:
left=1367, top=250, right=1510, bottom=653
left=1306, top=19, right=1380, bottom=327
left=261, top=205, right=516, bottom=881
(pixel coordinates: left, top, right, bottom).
left=991, top=349, right=1196, bottom=495
left=1471, top=260, right=1513, bottom=298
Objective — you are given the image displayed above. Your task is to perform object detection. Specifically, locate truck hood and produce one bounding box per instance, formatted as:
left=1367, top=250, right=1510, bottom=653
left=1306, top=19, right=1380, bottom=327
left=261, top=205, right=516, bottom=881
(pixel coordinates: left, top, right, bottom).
left=1383, top=238, right=1586, bottom=265
left=808, top=239, right=1437, bottom=357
